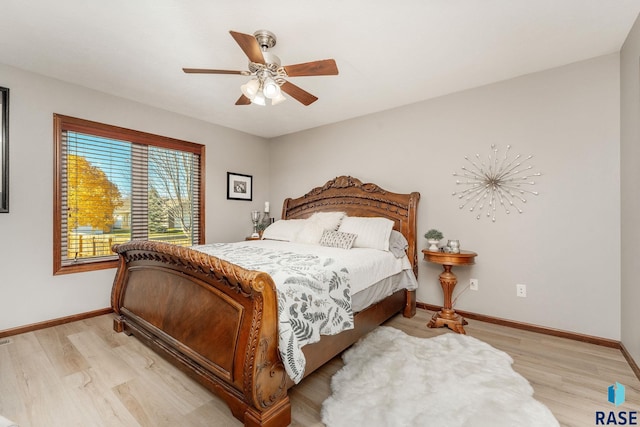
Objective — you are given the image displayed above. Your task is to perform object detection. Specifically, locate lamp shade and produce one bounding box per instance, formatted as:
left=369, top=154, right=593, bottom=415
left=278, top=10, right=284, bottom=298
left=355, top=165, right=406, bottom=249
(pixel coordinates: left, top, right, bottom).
left=241, top=79, right=260, bottom=99
left=263, top=78, right=281, bottom=99
left=252, top=91, right=266, bottom=106
left=271, top=92, right=286, bottom=105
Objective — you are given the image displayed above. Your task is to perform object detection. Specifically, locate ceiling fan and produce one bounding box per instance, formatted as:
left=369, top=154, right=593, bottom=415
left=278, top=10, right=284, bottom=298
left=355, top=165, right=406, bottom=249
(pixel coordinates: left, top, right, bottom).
left=183, top=30, right=339, bottom=106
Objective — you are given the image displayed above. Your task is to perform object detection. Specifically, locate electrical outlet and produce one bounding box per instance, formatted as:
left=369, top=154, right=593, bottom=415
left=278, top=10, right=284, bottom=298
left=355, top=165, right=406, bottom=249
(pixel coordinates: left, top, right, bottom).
left=516, top=284, right=527, bottom=298
left=469, top=278, right=479, bottom=291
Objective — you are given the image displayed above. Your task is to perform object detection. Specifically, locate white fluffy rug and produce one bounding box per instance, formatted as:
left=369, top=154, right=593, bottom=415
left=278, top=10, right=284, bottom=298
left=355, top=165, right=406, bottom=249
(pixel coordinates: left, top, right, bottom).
left=321, top=326, right=559, bottom=427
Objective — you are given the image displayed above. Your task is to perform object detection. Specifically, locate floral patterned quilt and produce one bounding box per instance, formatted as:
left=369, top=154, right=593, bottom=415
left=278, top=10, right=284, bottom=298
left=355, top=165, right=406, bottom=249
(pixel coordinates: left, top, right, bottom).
left=192, top=242, right=353, bottom=383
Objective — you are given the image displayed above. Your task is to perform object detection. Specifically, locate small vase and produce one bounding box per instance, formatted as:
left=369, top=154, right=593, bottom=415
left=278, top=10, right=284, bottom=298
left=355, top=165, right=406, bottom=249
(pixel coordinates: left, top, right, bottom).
left=427, top=239, right=440, bottom=251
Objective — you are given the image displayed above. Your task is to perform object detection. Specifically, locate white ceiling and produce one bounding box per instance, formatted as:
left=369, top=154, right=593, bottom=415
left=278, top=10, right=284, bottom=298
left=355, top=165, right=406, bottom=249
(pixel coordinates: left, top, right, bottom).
left=1, top=1, right=639, bottom=139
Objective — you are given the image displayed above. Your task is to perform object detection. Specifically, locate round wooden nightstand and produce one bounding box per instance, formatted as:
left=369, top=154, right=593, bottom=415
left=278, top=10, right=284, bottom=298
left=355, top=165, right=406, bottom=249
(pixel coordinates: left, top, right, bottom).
left=422, top=249, right=477, bottom=334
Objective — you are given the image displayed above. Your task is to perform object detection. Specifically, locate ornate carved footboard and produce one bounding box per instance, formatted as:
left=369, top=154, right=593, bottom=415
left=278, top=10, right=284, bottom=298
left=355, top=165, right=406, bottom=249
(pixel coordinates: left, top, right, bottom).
left=111, top=241, right=291, bottom=426
left=111, top=176, right=420, bottom=427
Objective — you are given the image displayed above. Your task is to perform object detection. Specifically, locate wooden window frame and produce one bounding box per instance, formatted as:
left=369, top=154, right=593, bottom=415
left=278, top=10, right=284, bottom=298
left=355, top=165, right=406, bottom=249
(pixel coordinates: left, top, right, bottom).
left=53, top=114, right=205, bottom=275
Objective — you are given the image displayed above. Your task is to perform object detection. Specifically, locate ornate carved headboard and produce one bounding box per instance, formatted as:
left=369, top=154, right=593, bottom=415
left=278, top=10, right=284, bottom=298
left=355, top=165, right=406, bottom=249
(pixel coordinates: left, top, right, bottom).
left=282, top=176, right=421, bottom=275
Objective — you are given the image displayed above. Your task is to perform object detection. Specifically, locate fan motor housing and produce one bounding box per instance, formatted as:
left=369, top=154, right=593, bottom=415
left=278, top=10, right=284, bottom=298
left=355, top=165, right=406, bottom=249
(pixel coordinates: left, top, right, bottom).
left=254, top=30, right=276, bottom=50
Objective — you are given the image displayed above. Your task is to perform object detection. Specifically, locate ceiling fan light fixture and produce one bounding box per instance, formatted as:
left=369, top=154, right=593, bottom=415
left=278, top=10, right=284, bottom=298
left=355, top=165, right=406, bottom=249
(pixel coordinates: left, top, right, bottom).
left=271, top=93, right=286, bottom=105
left=184, top=29, right=338, bottom=107
left=241, top=78, right=260, bottom=99
left=252, top=91, right=266, bottom=106
left=240, top=83, right=251, bottom=99
left=263, top=78, right=281, bottom=99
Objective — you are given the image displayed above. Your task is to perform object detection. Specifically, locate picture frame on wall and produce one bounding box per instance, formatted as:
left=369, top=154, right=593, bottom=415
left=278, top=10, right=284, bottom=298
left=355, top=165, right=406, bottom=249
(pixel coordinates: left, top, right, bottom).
left=227, top=172, right=252, bottom=201
left=0, top=87, right=9, bottom=213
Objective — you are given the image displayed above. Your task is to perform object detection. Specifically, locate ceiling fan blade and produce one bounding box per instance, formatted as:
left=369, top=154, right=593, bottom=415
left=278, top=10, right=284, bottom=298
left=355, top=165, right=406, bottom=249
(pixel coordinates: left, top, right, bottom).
left=235, top=94, right=252, bottom=105
left=280, top=81, right=318, bottom=106
left=229, top=31, right=265, bottom=64
left=283, top=59, right=339, bottom=77
left=183, top=68, right=246, bottom=75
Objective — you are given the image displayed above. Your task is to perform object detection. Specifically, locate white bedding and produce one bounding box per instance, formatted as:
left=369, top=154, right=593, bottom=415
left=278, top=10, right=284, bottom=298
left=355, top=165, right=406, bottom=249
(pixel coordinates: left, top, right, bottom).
left=192, top=239, right=417, bottom=383
left=250, top=239, right=416, bottom=294
left=253, top=239, right=418, bottom=311
left=351, top=270, right=417, bottom=312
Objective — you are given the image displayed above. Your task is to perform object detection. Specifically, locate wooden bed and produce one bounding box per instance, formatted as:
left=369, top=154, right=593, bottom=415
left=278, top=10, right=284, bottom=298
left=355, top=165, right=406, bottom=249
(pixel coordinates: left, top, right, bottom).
left=110, top=176, right=420, bottom=427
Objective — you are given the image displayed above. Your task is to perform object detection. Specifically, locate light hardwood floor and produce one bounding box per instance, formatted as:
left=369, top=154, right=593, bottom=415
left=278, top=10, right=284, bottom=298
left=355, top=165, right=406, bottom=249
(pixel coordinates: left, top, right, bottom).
left=1, top=309, right=638, bottom=426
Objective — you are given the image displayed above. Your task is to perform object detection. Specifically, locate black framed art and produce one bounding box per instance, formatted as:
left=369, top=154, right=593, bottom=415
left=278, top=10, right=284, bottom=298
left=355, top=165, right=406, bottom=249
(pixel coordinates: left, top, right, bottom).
left=0, top=87, right=8, bottom=213
left=227, top=172, right=252, bottom=201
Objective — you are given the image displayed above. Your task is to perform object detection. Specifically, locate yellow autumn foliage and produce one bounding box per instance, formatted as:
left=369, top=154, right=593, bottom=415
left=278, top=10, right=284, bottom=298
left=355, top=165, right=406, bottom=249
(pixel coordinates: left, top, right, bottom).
left=67, top=154, right=123, bottom=232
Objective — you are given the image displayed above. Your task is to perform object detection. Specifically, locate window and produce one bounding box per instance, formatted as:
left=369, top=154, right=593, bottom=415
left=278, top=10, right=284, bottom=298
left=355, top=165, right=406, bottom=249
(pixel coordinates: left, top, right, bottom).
left=53, top=115, right=205, bottom=275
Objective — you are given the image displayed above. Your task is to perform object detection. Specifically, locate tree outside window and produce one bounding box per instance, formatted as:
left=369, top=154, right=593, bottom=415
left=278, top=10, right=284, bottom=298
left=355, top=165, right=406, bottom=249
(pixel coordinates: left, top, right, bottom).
left=54, top=114, right=205, bottom=275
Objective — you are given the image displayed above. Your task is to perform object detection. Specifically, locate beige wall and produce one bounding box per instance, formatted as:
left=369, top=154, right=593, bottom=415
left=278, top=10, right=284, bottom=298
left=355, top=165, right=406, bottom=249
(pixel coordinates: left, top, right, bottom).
left=621, top=15, right=640, bottom=363
left=0, top=63, right=269, bottom=331
left=270, top=54, right=621, bottom=340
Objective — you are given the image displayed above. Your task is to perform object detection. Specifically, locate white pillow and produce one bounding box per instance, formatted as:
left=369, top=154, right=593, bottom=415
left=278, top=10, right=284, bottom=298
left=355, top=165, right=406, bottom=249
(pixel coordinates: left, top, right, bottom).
left=389, top=230, right=409, bottom=258
left=261, top=219, right=307, bottom=241
left=338, top=216, right=394, bottom=251
left=293, top=220, right=326, bottom=245
left=292, top=211, right=347, bottom=245
left=308, top=211, right=346, bottom=231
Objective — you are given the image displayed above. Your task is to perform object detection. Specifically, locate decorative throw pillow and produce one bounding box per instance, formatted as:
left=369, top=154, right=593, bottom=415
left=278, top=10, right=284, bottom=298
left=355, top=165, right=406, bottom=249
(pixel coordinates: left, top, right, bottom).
left=308, top=211, right=346, bottom=231
left=262, top=219, right=307, bottom=241
left=319, top=230, right=357, bottom=250
left=338, top=216, right=394, bottom=251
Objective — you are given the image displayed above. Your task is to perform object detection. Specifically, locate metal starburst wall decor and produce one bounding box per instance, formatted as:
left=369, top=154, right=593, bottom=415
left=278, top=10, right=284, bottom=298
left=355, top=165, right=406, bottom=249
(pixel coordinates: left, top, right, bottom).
left=452, top=145, right=540, bottom=222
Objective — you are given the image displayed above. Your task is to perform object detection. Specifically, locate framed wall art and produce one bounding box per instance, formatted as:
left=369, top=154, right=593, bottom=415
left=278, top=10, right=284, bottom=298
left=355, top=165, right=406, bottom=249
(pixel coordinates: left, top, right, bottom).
left=0, top=87, right=8, bottom=213
left=227, top=172, right=252, bottom=201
